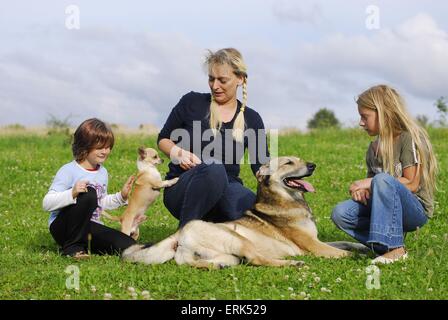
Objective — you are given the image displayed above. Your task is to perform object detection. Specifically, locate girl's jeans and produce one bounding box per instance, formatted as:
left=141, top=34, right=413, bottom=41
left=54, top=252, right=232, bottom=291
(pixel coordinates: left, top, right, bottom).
left=331, top=173, right=428, bottom=254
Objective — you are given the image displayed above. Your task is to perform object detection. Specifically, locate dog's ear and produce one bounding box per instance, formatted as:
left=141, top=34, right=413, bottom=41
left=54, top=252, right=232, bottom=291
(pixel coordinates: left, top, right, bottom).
left=256, top=165, right=271, bottom=185
left=138, top=146, right=146, bottom=158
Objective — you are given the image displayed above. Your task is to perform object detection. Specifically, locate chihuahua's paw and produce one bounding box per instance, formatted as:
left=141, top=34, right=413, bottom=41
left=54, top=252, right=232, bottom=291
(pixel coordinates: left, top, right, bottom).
left=130, top=229, right=140, bottom=241
left=132, top=214, right=147, bottom=226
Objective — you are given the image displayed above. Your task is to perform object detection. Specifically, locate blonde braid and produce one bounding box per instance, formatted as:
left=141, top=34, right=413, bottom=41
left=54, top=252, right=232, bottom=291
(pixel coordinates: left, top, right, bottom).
left=232, top=78, right=247, bottom=142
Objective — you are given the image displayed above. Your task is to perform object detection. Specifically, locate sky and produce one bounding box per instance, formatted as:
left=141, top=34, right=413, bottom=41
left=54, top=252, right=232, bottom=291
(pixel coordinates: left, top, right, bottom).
left=0, top=0, right=447, bottom=130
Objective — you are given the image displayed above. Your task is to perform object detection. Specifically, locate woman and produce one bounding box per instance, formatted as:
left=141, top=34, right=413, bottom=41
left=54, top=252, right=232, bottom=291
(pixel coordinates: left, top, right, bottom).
left=158, top=48, right=269, bottom=228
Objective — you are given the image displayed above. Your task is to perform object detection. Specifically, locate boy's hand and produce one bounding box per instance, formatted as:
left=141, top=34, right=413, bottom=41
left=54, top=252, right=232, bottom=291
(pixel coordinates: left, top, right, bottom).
left=121, top=175, right=135, bottom=201
left=351, top=189, right=370, bottom=206
left=72, top=180, right=89, bottom=199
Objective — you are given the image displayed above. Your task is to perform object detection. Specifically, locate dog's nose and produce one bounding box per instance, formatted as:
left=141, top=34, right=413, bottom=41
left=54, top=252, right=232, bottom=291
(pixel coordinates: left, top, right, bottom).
left=307, top=162, right=316, bottom=172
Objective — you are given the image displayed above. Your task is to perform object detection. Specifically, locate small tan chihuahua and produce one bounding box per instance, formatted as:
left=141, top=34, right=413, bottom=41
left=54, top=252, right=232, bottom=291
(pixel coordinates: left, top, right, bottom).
left=102, top=147, right=179, bottom=240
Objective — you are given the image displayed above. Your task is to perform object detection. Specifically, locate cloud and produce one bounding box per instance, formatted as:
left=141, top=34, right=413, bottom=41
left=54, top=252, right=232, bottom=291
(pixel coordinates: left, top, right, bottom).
left=273, top=13, right=448, bottom=128
left=0, top=10, right=446, bottom=132
left=272, top=0, right=323, bottom=25
left=0, top=28, right=206, bottom=128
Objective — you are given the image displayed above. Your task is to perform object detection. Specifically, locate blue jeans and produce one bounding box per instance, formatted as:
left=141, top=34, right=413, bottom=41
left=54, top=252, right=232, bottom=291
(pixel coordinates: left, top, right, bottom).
left=331, top=173, right=428, bottom=254
left=164, top=163, right=256, bottom=228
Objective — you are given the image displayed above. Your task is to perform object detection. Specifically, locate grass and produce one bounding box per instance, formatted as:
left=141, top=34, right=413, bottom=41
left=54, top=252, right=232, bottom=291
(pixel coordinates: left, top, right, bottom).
left=0, top=128, right=447, bottom=300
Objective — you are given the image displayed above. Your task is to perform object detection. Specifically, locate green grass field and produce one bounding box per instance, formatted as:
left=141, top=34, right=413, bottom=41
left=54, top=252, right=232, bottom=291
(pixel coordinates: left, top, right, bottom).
left=0, top=129, right=447, bottom=300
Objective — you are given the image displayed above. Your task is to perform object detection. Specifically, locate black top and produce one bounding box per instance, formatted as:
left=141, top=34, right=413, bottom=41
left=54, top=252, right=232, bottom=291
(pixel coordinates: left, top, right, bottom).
left=158, top=91, right=270, bottom=182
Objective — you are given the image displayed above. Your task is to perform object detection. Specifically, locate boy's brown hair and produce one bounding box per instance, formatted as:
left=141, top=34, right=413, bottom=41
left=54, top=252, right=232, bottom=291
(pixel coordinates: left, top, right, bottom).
left=72, top=118, right=115, bottom=162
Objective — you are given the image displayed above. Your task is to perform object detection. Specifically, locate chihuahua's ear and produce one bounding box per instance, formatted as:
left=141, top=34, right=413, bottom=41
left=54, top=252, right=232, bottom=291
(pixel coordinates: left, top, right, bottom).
left=256, top=164, right=271, bottom=185
left=138, top=146, right=146, bottom=157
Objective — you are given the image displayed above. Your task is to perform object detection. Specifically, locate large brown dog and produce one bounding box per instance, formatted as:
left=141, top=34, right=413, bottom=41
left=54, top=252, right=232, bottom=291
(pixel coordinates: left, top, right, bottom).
left=122, top=156, right=352, bottom=267
left=102, top=147, right=178, bottom=240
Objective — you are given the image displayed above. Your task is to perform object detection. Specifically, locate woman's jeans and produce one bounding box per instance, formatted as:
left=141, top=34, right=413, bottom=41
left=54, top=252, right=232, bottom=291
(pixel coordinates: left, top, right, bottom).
left=331, top=173, right=428, bottom=254
left=164, top=163, right=256, bottom=228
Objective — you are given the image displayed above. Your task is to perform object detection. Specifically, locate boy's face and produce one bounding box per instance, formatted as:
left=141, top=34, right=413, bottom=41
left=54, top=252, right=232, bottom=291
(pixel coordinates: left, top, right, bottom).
left=358, top=105, right=379, bottom=136
left=85, top=146, right=111, bottom=167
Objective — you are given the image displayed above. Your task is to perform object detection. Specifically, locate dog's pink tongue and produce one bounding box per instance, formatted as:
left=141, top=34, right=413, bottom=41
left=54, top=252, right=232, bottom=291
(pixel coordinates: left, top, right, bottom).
left=297, top=180, right=315, bottom=192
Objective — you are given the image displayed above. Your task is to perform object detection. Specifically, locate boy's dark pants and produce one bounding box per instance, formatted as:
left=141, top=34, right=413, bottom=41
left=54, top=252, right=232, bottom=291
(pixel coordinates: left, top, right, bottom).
left=50, top=187, right=135, bottom=256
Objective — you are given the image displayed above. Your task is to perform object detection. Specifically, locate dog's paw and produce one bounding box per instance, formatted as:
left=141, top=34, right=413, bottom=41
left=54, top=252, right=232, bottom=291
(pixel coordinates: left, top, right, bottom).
left=130, top=229, right=140, bottom=241
left=132, top=214, right=147, bottom=227
left=290, top=260, right=305, bottom=268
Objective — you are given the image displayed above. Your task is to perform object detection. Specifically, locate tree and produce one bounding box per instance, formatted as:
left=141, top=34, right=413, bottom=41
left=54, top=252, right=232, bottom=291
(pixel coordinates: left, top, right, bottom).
left=435, top=96, right=447, bottom=127
left=307, top=108, right=341, bottom=129
left=46, top=114, right=73, bottom=145
left=416, top=115, right=429, bottom=128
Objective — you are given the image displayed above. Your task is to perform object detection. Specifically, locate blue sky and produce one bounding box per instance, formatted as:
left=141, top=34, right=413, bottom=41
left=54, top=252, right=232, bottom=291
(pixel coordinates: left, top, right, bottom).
left=1, top=0, right=447, bottom=129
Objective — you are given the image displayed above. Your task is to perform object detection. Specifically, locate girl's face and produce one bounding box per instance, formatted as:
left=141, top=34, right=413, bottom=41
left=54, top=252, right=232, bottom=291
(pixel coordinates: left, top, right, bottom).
left=358, top=105, right=379, bottom=136
left=208, top=63, right=243, bottom=105
left=83, top=146, right=111, bottom=169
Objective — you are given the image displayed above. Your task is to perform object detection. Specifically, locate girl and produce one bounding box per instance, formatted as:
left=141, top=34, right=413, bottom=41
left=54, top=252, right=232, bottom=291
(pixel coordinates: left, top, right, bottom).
left=43, top=118, right=136, bottom=259
left=158, top=48, right=269, bottom=228
left=331, top=85, right=438, bottom=264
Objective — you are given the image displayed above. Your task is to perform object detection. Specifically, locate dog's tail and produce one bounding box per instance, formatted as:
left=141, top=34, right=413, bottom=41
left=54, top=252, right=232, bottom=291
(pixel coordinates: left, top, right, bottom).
left=326, top=241, right=371, bottom=254
left=121, top=231, right=180, bottom=265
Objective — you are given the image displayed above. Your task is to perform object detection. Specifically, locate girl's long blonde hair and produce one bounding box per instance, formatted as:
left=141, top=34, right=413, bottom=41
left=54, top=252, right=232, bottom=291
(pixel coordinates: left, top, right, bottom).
left=205, top=48, right=248, bottom=143
left=357, top=84, right=438, bottom=196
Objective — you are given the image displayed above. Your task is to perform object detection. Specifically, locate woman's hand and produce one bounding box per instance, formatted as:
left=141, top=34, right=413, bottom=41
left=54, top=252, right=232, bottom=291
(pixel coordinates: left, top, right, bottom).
left=351, top=189, right=370, bottom=205
left=121, top=175, right=135, bottom=201
left=171, top=146, right=202, bottom=171
left=72, top=180, right=89, bottom=199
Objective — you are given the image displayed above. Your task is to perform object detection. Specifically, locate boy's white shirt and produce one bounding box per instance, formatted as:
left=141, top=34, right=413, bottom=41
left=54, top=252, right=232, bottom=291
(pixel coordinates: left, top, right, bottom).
left=42, top=189, right=127, bottom=212
left=42, top=160, right=128, bottom=226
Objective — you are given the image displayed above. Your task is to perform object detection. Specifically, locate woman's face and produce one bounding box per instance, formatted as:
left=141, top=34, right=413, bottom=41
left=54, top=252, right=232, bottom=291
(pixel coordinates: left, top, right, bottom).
left=358, top=105, right=379, bottom=136
left=208, top=63, right=243, bottom=105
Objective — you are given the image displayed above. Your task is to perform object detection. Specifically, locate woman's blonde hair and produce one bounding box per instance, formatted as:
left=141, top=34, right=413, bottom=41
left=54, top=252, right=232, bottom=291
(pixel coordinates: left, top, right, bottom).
left=357, top=84, right=438, bottom=196
left=205, top=48, right=248, bottom=143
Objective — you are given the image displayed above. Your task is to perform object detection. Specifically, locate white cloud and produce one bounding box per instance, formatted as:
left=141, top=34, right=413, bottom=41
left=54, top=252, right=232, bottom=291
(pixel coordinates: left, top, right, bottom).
left=0, top=28, right=206, bottom=128
left=272, top=0, right=323, bottom=25
left=0, top=3, right=447, bottom=132
left=274, top=13, right=448, bottom=129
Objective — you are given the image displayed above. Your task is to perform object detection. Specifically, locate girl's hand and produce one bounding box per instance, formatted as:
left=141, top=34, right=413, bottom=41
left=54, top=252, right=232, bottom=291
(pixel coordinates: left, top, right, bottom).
left=351, top=189, right=370, bottom=205
left=349, top=178, right=372, bottom=194
left=72, top=180, right=89, bottom=199
left=121, top=175, right=135, bottom=201
left=171, top=146, right=202, bottom=171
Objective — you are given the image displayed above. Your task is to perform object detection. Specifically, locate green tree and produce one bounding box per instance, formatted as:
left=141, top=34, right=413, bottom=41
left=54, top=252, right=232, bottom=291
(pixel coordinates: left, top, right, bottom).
left=435, top=96, right=447, bottom=127
left=307, top=108, right=341, bottom=129
left=416, top=114, right=429, bottom=128
left=46, top=114, right=73, bottom=145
